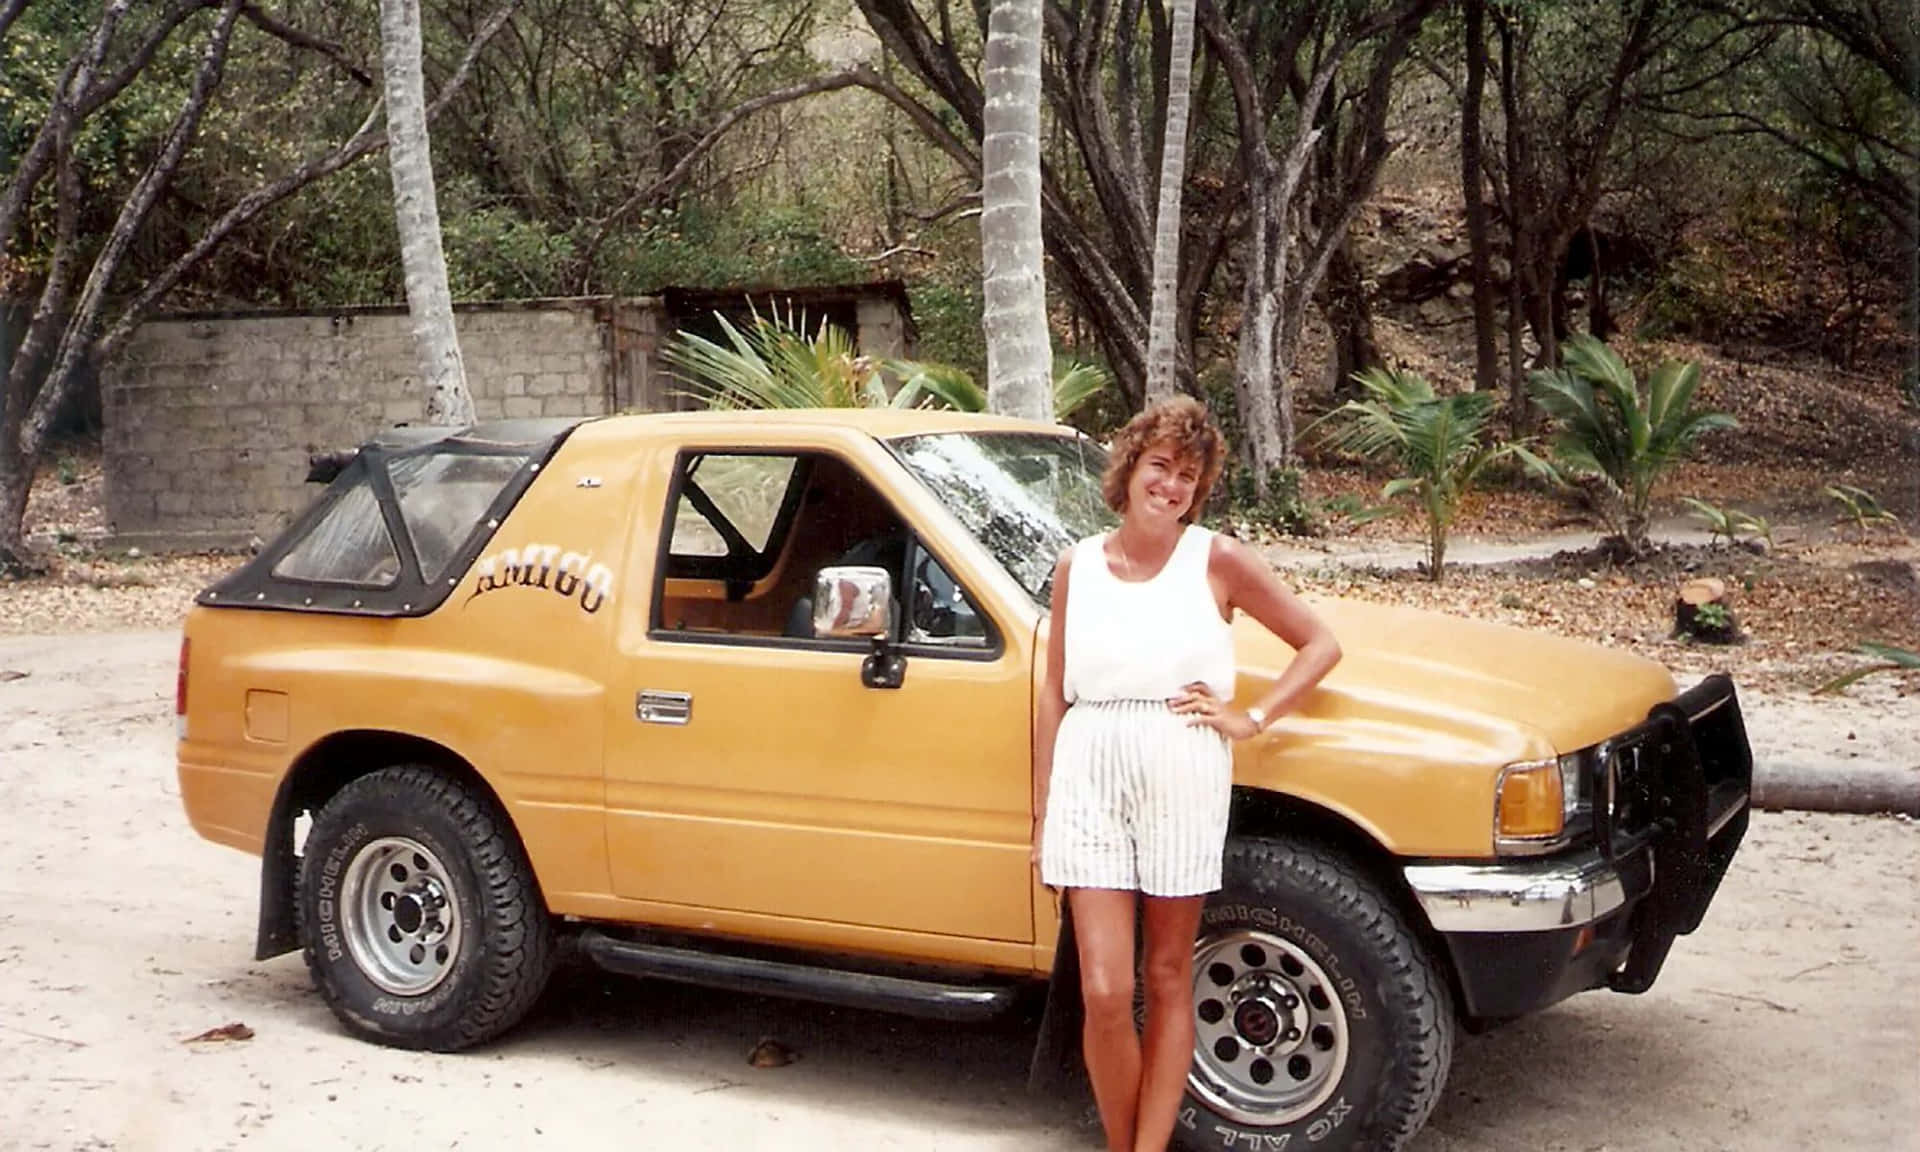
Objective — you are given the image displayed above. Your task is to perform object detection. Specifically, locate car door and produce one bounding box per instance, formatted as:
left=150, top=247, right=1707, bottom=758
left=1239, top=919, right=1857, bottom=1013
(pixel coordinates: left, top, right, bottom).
left=601, top=435, right=1034, bottom=947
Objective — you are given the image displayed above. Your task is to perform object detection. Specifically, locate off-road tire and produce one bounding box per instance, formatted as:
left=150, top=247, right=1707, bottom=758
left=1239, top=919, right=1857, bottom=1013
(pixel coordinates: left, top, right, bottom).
left=1173, top=837, right=1455, bottom=1152
left=297, top=765, right=555, bottom=1051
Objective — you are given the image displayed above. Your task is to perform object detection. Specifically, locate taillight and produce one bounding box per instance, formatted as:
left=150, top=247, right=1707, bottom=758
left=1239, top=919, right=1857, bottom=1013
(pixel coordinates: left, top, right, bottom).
left=176, top=637, right=190, bottom=739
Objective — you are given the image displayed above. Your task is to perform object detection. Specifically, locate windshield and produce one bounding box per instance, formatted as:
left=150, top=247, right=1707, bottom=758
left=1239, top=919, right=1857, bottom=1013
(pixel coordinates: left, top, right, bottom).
left=887, top=431, right=1117, bottom=607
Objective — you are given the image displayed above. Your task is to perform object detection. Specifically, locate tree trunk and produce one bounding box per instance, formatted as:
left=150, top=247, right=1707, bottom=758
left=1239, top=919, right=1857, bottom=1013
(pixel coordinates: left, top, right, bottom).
left=980, top=0, right=1051, bottom=422
left=1499, top=15, right=1532, bottom=435
left=1142, top=0, right=1196, bottom=403
left=1461, top=0, right=1498, bottom=393
left=1586, top=227, right=1613, bottom=338
left=1323, top=235, right=1378, bottom=401
left=380, top=0, right=474, bottom=427
left=0, top=435, right=33, bottom=573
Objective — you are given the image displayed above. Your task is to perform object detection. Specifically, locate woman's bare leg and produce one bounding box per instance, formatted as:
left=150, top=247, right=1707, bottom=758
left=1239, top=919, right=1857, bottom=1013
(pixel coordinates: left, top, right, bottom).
left=1069, top=887, right=1142, bottom=1152
left=1133, top=894, right=1205, bottom=1152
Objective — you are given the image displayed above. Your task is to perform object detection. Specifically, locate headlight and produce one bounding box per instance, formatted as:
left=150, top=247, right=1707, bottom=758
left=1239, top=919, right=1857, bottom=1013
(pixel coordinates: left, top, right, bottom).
left=1495, top=751, right=1595, bottom=855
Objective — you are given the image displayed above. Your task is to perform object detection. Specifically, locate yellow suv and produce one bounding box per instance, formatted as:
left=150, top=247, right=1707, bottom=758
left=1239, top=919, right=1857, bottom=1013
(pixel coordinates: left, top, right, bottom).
left=177, top=410, right=1752, bottom=1152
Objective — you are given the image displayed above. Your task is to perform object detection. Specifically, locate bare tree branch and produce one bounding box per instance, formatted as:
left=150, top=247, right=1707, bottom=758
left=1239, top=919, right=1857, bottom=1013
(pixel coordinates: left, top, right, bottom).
left=26, top=0, right=244, bottom=456
left=0, top=2, right=132, bottom=278
left=93, top=0, right=523, bottom=363
left=240, top=2, right=373, bottom=86
left=0, top=0, right=31, bottom=47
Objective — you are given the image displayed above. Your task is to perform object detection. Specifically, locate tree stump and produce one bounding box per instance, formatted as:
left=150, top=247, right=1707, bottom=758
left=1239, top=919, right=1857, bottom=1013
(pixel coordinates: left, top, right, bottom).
left=1674, top=577, right=1739, bottom=643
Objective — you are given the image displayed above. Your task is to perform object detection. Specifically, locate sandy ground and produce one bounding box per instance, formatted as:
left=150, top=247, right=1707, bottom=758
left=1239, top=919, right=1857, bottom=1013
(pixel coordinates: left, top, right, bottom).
left=1, top=630, right=1917, bottom=1152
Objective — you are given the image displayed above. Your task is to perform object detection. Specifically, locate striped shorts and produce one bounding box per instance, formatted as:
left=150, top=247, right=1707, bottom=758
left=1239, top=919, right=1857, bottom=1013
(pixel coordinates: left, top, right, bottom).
left=1040, top=699, right=1234, bottom=898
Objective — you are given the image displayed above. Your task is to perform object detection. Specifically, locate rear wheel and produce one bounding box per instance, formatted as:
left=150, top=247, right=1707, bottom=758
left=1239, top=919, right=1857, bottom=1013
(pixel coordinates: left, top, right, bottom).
left=298, top=765, right=554, bottom=1051
left=1173, top=838, right=1454, bottom=1152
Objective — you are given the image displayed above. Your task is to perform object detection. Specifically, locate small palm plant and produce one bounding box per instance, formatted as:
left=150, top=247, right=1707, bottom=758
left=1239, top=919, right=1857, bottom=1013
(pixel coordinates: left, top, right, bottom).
left=1825, top=484, right=1902, bottom=535
left=1315, top=367, right=1531, bottom=582
left=1815, top=643, right=1920, bottom=695
left=1529, top=335, right=1736, bottom=558
left=665, top=307, right=1108, bottom=420
left=1681, top=497, right=1771, bottom=549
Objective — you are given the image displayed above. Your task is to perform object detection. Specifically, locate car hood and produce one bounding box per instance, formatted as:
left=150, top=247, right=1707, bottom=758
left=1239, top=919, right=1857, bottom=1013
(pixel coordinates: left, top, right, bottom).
left=1223, top=596, right=1679, bottom=855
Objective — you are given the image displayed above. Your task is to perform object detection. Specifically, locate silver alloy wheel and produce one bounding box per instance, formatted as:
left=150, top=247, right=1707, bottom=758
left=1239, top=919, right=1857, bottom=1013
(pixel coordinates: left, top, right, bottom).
left=340, top=836, right=463, bottom=997
left=1188, top=929, right=1351, bottom=1126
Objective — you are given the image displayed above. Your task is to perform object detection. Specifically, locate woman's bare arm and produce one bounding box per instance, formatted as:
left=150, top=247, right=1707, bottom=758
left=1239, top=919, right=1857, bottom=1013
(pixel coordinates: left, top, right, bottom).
left=1176, top=535, right=1341, bottom=738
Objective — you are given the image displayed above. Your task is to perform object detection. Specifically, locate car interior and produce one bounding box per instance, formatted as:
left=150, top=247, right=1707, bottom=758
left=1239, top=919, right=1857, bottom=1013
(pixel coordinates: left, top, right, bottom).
left=656, top=453, right=975, bottom=648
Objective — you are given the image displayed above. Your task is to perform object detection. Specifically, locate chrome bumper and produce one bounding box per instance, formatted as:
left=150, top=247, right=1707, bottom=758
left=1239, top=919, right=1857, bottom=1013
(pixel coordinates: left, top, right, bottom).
left=1404, top=845, right=1654, bottom=934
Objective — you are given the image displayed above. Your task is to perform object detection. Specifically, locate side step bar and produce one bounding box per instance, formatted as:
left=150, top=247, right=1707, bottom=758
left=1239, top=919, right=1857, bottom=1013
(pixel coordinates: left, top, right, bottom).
left=576, top=930, right=1020, bottom=1023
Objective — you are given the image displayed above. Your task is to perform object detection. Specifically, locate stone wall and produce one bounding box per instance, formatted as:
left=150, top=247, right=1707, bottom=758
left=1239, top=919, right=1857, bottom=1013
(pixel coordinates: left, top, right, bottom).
left=103, top=298, right=621, bottom=551
left=101, top=288, right=913, bottom=551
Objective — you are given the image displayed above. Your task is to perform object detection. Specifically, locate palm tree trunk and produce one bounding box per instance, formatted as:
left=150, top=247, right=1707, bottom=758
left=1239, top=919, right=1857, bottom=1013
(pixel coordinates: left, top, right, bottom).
left=380, top=0, right=474, bottom=427
left=980, top=0, right=1051, bottom=422
left=1143, top=0, right=1196, bottom=402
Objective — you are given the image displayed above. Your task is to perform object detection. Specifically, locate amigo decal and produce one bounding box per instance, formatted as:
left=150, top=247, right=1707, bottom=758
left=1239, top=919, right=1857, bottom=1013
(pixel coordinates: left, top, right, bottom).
left=466, top=543, right=613, bottom=614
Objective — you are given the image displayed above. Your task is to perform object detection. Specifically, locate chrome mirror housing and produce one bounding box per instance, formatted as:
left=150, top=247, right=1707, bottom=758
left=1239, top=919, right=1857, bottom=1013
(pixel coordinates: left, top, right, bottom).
left=814, top=566, right=892, bottom=639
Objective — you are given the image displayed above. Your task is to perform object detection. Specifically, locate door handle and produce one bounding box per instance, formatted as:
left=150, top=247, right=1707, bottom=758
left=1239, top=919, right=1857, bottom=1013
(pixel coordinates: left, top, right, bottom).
left=636, top=690, right=693, bottom=725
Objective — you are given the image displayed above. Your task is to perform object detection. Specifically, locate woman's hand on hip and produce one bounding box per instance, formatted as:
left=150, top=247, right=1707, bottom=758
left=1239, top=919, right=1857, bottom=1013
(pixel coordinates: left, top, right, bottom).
left=1171, top=681, right=1261, bottom=741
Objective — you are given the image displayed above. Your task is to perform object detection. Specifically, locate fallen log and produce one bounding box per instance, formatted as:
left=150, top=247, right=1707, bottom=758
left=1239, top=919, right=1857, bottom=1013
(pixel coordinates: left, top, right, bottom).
left=1752, top=763, right=1920, bottom=817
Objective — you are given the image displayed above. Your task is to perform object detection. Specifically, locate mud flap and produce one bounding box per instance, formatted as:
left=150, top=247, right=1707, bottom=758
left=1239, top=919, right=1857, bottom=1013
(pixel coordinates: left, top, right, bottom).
left=1028, top=897, right=1084, bottom=1093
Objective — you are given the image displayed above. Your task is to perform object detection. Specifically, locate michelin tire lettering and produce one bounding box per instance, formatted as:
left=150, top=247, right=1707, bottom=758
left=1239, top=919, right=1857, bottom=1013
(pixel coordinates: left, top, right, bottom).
left=466, top=543, right=612, bottom=614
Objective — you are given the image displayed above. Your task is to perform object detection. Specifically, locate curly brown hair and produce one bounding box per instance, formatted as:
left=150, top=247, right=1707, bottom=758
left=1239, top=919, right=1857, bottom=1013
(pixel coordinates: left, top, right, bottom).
left=1100, top=395, right=1228, bottom=524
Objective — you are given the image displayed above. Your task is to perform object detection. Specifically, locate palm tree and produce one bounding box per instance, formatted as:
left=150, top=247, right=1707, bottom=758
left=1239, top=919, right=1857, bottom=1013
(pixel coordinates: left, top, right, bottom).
left=666, top=309, right=1107, bottom=421
left=1528, top=335, right=1736, bottom=557
left=980, top=0, right=1051, bottom=421
left=1144, top=0, right=1198, bottom=401
left=380, top=0, right=474, bottom=426
left=1318, top=367, right=1528, bottom=582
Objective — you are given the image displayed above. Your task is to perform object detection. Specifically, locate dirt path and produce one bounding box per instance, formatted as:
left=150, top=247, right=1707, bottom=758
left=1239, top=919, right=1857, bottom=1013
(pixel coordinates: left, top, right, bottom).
left=1, top=630, right=1916, bottom=1151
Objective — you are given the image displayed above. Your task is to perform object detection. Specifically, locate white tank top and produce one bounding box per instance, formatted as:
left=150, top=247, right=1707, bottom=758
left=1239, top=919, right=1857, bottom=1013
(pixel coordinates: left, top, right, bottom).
left=1062, top=524, right=1235, bottom=704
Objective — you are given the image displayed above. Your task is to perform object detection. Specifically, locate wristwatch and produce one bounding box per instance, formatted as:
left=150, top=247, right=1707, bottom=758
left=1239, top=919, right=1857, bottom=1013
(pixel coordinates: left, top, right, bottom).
left=1245, top=705, right=1268, bottom=732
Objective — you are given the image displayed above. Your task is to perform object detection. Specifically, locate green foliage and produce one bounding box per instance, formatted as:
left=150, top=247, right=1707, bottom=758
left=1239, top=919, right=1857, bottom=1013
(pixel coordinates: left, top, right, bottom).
left=600, top=203, right=864, bottom=296
left=1681, top=496, right=1770, bottom=548
left=1814, top=642, right=1920, bottom=695
left=1824, top=484, right=1902, bottom=533
left=664, top=307, right=912, bottom=411
left=665, top=308, right=1109, bottom=420
left=1528, top=336, right=1736, bottom=557
left=1220, top=466, right=1318, bottom=537
left=907, top=279, right=988, bottom=385
left=1314, top=367, right=1533, bottom=581
left=1691, top=601, right=1732, bottom=632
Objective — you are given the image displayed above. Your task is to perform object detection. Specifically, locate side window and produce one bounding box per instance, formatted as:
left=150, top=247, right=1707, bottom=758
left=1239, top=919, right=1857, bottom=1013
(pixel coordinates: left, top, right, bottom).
left=906, top=545, right=990, bottom=650
left=272, top=479, right=400, bottom=586
left=669, top=454, right=797, bottom=561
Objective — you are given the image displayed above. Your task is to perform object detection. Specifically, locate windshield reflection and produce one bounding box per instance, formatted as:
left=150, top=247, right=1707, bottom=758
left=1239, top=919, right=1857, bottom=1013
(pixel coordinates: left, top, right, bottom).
left=887, top=432, right=1117, bottom=607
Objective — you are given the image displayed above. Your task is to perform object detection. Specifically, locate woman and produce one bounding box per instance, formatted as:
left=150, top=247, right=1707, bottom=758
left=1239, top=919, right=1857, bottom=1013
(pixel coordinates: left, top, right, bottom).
left=1033, top=396, right=1342, bottom=1152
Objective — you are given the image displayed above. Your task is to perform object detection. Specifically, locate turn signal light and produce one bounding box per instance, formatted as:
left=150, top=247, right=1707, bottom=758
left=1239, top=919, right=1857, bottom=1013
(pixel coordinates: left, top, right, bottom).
left=1496, top=759, right=1566, bottom=841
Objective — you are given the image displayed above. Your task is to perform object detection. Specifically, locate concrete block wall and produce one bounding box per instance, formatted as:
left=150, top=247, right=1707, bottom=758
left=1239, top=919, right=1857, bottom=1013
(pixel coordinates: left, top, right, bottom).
left=101, top=287, right=914, bottom=551
left=102, top=299, right=615, bottom=551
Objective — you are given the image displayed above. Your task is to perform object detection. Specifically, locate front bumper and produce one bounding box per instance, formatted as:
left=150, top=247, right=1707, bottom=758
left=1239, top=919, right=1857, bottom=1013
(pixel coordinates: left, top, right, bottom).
left=1403, top=674, right=1754, bottom=1021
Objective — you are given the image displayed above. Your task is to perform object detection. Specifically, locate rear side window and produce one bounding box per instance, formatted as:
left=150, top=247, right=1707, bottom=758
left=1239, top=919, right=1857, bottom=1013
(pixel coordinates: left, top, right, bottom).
left=269, top=446, right=532, bottom=588
left=271, top=480, right=400, bottom=586
left=389, top=452, right=529, bottom=583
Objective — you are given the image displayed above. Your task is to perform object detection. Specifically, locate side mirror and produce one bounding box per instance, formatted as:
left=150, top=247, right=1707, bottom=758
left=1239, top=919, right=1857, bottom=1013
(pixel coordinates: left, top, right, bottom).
left=814, top=566, right=892, bottom=638
left=814, top=565, right=905, bottom=689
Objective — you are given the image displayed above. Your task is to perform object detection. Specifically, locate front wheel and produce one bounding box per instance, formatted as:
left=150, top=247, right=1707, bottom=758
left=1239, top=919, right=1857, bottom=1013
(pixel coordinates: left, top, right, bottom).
left=1174, top=838, right=1455, bottom=1152
left=297, top=766, right=555, bottom=1051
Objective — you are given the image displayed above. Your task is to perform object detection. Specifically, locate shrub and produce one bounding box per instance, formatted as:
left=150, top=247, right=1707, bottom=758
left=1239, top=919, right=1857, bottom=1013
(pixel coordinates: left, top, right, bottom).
left=1314, top=367, right=1531, bottom=582
left=1529, top=335, right=1736, bottom=558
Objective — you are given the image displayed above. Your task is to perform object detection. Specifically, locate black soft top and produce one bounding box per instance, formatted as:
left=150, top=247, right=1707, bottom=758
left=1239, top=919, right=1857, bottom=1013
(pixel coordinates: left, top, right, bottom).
left=199, top=417, right=586, bottom=617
